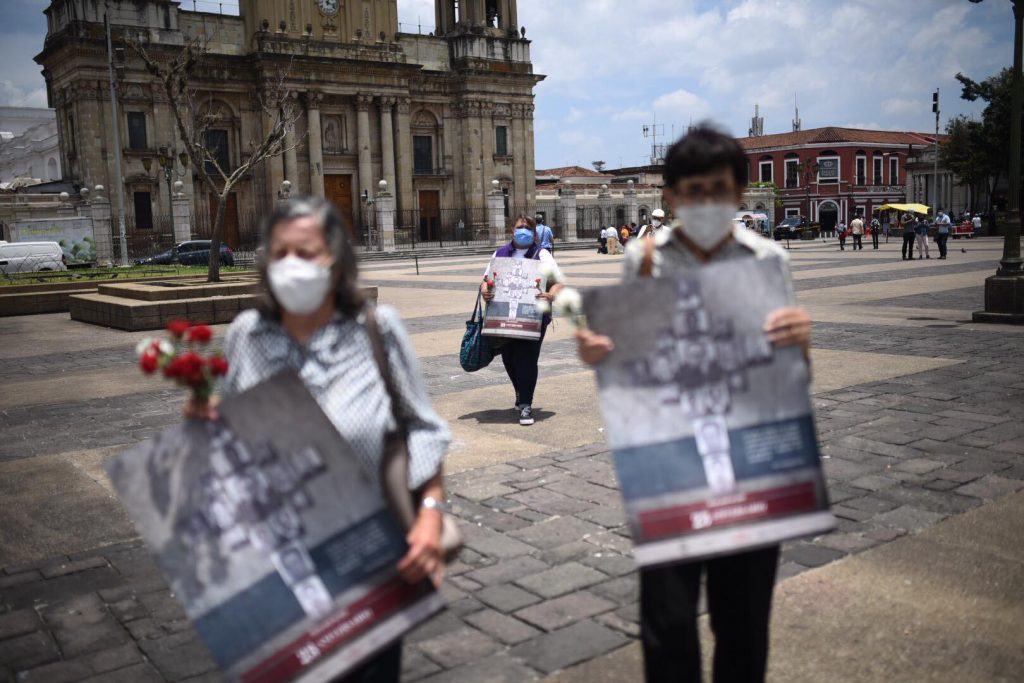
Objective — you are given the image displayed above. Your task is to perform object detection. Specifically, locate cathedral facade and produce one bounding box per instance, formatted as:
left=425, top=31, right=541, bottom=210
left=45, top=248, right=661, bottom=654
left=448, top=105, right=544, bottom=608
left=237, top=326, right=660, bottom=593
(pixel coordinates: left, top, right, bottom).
left=35, top=0, right=543, bottom=248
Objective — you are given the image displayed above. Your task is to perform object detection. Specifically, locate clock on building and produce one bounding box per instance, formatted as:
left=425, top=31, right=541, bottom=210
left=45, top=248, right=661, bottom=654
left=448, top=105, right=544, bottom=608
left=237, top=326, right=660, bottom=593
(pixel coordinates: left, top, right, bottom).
left=317, top=0, right=339, bottom=16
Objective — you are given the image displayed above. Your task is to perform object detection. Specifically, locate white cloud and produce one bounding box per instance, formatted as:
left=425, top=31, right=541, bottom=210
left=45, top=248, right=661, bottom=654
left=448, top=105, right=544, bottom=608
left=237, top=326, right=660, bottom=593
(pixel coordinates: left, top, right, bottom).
left=653, top=89, right=711, bottom=121
left=565, top=107, right=585, bottom=124
left=612, top=108, right=649, bottom=122
left=0, top=80, right=47, bottom=108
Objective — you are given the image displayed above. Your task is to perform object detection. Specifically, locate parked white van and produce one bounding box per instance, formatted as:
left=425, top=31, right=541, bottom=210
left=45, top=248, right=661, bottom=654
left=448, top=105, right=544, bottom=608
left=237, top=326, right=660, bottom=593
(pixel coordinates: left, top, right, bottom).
left=0, top=241, right=67, bottom=274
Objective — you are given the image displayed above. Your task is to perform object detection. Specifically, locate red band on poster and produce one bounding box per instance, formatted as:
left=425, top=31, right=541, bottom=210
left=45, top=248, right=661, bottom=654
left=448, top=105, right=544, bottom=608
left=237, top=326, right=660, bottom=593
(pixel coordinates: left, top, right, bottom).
left=637, top=482, right=819, bottom=540
left=241, top=579, right=428, bottom=683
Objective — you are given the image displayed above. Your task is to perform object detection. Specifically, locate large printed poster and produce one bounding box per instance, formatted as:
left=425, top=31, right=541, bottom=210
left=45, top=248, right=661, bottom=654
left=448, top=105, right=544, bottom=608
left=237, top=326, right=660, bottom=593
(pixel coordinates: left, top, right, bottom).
left=12, top=217, right=97, bottom=265
left=106, top=371, right=442, bottom=682
left=583, top=256, right=834, bottom=566
left=483, top=256, right=544, bottom=340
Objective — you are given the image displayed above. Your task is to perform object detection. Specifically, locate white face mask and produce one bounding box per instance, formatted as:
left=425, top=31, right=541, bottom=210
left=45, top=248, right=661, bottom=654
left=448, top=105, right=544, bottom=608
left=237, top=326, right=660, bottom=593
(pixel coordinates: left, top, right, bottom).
left=651, top=219, right=662, bottom=228
left=675, top=202, right=736, bottom=252
left=267, top=255, right=332, bottom=315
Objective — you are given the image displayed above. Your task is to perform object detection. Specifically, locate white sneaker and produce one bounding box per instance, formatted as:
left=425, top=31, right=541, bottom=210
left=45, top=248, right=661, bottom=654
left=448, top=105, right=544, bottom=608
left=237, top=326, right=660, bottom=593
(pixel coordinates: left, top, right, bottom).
left=519, top=405, right=535, bottom=426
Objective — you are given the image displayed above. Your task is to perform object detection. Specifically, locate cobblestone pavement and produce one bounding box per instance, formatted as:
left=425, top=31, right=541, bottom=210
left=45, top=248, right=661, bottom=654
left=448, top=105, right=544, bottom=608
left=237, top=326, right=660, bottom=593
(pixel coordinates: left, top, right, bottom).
left=2, top=240, right=1023, bottom=682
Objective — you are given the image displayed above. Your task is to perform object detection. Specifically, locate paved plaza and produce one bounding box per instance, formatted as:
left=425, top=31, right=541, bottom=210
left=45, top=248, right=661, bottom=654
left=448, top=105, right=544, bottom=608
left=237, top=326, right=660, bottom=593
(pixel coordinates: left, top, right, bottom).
left=2, top=237, right=1024, bottom=682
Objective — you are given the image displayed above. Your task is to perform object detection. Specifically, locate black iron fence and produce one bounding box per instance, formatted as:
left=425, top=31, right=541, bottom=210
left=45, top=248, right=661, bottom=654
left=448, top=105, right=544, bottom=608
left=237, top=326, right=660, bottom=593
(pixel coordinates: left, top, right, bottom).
left=109, top=209, right=262, bottom=261
left=352, top=204, right=538, bottom=252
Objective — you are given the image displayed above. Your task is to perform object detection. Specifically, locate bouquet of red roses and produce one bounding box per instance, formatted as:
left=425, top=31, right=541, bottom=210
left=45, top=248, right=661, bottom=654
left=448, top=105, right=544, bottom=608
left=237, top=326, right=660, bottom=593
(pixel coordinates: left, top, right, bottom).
left=136, top=320, right=228, bottom=401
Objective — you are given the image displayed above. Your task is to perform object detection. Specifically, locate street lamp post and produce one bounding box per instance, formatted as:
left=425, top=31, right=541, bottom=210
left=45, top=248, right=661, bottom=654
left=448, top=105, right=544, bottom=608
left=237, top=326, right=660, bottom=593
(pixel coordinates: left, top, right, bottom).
left=973, top=0, right=1024, bottom=323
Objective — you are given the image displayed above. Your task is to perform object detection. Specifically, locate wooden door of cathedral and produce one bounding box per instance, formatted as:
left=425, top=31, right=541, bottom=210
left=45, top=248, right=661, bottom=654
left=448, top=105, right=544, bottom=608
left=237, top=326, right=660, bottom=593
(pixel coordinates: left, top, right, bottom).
left=208, top=192, right=239, bottom=249
left=324, top=174, right=355, bottom=238
left=418, top=190, right=440, bottom=242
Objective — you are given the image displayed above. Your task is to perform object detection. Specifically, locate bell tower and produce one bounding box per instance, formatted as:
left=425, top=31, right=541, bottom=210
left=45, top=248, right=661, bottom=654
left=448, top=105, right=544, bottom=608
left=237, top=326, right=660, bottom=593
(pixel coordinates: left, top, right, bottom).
left=435, top=0, right=519, bottom=37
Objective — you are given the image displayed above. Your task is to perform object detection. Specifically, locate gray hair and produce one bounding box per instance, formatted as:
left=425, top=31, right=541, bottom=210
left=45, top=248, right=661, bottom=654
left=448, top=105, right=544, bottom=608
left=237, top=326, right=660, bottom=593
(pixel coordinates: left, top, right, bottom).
left=258, top=196, right=364, bottom=317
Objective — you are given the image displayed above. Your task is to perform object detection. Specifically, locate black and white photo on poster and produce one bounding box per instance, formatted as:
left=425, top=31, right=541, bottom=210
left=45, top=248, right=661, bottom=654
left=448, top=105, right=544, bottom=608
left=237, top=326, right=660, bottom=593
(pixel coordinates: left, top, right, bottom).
left=583, top=256, right=835, bottom=566
left=106, top=371, right=442, bottom=682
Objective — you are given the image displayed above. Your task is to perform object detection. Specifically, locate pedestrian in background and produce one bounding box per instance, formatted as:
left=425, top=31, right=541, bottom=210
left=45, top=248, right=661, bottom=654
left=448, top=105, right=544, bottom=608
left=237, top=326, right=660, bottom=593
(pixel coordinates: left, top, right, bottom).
left=535, top=214, right=555, bottom=254
left=620, top=224, right=631, bottom=248
left=481, top=214, right=563, bottom=426
left=638, top=209, right=667, bottom=239
left=598, top=225, right=610, bottom=254
left=870, top=216, right=880, bottom=249
left=882, top=216, right=891, bottom=244
left=837, top=219, right=848, bottom=250
left=915, top=215, right=931, bottom=259
left=934, top=208, right=951, bottom=260
left=901, top=214, right=916, bottom=260
left=850, top=214, right=864, bottom=251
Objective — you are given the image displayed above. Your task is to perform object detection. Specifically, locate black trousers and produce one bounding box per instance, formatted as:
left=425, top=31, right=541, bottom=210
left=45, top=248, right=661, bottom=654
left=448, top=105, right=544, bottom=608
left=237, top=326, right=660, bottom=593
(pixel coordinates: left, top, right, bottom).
left=640, top=545, right=780, bottom=683
left=852, top=234, right=863, bottom=250
left=871, top=230, right=879, bottom=249
left=336, top=641, right=401, bottom=683
left=902, top=232, right=916, bottom=259
left=838, top=235, right=846, bottom=249
left=936, top=233, right=948, bottom=258
left=500, top=326, right=546, bottom=406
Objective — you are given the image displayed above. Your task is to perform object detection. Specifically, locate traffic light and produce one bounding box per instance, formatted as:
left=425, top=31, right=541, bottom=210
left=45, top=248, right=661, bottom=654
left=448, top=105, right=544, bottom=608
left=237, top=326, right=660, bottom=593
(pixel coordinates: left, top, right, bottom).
left=932, top=91, right=939, bottom=114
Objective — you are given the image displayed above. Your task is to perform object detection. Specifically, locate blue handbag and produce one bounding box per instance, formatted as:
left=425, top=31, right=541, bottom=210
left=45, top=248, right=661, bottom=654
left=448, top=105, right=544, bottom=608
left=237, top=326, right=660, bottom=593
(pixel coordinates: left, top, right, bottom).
left=460, top=292, right=494, bottom=372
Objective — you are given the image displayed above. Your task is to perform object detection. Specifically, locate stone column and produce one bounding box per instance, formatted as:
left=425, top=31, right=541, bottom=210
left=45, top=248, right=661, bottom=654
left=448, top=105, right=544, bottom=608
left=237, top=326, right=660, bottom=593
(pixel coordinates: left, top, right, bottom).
left=523, top=103, right=537, bottom=213
left=558, top=189, right=578, bottom=242
left=171, top=186, right=191, bottom=243
left=481, top=102, right=495, bottom=210
left=625, top=180, right=638, bottom=225
left=264, top=98, right=285, bottom=206
left=282, top=92, right=300, bottom=192
left=510, top=106, right=526, bottom=208
left=90, top=187, right=113, bottom=266
left=487, top=180, right=506, bottom=245
left=306, top=92, right=325, bottom=197
left=598, top=184, right=613, bottom=228
left=465, top=101, right=485, bottom=210
left=356, top=94, right=374, bottom=202
left=379, top=97, right=397, bottom=201
left=395, top=97, right=413, bottom=214
left=375, top=180, right=396, bottom=251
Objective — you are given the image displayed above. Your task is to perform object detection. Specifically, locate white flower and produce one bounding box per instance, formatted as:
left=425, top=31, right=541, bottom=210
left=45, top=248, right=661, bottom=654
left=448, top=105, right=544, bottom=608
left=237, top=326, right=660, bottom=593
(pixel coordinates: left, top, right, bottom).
left=156, top=339, right=175, bottom=356
left=552, top=287, right=583, bottom=318
left=535, top=298, right=551, bottom=315
left=538, top=260, right=566, bottom=285
left=135, top=337, right=155, bottom=358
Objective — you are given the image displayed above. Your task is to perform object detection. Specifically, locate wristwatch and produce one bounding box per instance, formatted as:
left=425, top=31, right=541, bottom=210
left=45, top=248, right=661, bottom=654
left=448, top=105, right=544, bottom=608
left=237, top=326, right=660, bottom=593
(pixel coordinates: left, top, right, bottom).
left=420, top=496, right=450, bottom=514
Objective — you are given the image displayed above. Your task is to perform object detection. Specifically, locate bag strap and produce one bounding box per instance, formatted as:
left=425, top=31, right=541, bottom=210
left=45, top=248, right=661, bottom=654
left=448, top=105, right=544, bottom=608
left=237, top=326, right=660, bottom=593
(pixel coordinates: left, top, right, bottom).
left=364, top=307, right=405, bottom=428
left=639, top=237, right=655, bottom=278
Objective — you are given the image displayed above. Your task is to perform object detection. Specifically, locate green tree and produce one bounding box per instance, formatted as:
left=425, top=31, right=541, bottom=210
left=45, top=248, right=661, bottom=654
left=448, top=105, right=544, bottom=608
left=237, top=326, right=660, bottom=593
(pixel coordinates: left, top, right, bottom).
left=940, top=115, right=992, bottom=212
left=954, top=68, right=1020, bottom=211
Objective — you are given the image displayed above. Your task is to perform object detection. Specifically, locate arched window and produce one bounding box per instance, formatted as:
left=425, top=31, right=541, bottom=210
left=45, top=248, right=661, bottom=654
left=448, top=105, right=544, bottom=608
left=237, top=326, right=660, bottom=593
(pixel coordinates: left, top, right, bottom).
left=46, top=157, right=58, bottom=181
left=411, top=110, right=440, bottom=175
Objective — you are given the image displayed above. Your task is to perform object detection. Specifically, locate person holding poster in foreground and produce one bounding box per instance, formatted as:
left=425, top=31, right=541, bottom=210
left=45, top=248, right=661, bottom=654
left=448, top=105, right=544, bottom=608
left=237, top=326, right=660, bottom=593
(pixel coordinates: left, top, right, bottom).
left=172, top=197, right=451, bottom=683
left=480, top=214, right=563, bottom=426
left=576, top=126, right=831, bottom=683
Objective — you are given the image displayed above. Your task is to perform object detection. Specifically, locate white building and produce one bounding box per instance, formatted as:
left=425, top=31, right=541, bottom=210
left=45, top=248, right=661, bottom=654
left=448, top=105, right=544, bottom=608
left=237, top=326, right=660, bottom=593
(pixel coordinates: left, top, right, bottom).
left=0, top=107, right=62, bottom=186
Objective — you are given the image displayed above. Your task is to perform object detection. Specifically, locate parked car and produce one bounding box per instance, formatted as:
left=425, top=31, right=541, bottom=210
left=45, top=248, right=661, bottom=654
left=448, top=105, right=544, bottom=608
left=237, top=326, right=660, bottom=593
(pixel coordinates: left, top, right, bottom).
left=773, top=216, right=807, bottom=241
left=135, top=240, right=234, bottom=266
left=0, top=241, right=68, bottom=274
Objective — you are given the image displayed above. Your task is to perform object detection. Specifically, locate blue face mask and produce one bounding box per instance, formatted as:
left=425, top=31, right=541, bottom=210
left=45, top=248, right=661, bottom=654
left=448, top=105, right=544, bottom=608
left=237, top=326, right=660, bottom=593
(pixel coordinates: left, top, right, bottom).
left=513, top=228, right=535, bottom=247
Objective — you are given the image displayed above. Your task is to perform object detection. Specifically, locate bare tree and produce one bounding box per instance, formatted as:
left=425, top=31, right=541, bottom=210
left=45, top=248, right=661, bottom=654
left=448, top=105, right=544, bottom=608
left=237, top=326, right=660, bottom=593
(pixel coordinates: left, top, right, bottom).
left=130, top=37, right=299, bottom=282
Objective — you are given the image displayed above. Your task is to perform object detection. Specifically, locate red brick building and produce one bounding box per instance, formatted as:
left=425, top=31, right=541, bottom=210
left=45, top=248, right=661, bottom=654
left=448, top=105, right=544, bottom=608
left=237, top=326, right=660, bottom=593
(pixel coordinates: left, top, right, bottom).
left=737, top=127, right=940, bottom=231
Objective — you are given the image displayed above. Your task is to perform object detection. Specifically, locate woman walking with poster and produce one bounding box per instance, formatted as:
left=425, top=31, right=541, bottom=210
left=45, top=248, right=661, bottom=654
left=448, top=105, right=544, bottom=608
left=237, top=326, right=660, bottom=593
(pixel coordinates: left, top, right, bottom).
left=576, top=125, right=813, bottom=683
left=480, top=214, right=563, bottom=426
left=186, top=197, right=451, bottom=683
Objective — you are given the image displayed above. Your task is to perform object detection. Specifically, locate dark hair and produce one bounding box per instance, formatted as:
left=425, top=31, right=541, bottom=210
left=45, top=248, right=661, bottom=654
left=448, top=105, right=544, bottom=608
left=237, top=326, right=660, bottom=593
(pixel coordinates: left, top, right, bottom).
left=663, top=122, right=748, bottom=190
left=258, top=196, right=364, bottom=317
left=508, top=213, right=536, bottom=237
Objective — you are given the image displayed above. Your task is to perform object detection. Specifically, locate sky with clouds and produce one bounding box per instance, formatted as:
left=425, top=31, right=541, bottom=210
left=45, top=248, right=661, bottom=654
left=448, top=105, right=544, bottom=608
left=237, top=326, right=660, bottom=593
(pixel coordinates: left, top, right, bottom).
left=2, top=0, right=1014, bottom=170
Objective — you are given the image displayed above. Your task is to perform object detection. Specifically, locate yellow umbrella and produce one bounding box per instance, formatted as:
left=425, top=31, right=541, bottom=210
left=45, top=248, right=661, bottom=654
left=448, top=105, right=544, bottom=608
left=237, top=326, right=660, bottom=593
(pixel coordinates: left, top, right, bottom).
left=876, top=203, right=930, bottom=214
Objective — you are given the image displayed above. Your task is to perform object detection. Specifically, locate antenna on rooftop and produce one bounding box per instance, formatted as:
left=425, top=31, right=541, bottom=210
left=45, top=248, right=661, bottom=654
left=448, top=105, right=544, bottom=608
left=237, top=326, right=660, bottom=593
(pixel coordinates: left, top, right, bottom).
left=792, top=95, right=801, bottom=132
left=749, top=104, right=764, bottom=137
left=642, top=115, right=666, bottom=165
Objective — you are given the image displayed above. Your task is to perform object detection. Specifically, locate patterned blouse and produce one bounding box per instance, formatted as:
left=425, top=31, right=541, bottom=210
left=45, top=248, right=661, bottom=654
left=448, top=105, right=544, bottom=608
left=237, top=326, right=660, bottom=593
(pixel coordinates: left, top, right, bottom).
left=220, top=306, right=450, bottom=490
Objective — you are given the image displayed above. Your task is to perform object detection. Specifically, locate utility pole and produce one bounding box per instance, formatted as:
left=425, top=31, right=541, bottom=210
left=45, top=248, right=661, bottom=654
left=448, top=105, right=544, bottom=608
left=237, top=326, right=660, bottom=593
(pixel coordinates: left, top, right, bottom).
left=642, top=118, right=665, bottom=166
left=932, top=89, right=940, bottom=216
left=105, top=6, right=129, bottom=266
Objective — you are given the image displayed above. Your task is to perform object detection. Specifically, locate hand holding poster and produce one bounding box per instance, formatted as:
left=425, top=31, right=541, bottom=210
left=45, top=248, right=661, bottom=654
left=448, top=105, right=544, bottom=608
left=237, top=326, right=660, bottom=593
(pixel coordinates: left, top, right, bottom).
left=106, top=371, right=442, bottom=682
left=583, top=256, right=834, bottom=567
left=483, top=256, right=544, bottom=340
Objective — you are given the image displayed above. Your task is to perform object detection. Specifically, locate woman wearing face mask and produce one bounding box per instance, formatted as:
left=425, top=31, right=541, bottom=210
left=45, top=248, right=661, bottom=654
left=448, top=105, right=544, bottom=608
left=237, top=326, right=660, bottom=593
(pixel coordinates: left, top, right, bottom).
left=186, top=197, right=451, bottom=683
left=480, top=214, right=563, bottom=426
